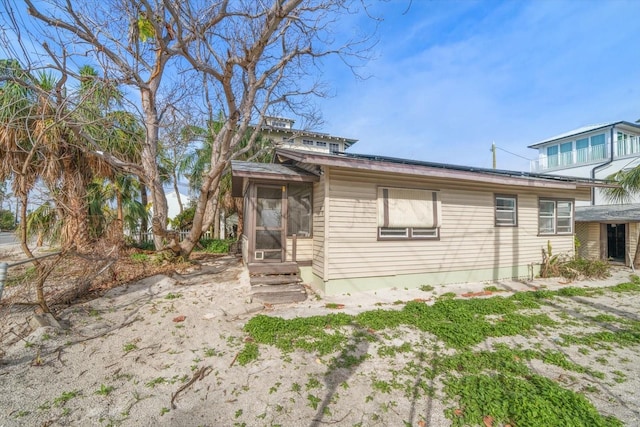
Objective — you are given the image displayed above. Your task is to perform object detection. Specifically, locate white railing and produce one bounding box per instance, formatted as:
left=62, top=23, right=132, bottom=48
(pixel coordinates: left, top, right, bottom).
left=616, top=135, right=640, bottom=157
left=530, top=144, right=609, bottom=172
left=127, top=229, right=214, bottom=244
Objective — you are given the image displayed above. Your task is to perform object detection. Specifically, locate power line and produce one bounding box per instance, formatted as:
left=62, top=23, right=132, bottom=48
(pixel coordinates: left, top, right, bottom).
left=495, top=145, right=534, bottom=161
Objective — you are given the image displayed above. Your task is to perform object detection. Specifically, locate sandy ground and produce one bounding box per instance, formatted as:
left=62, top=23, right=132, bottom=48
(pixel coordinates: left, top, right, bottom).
left=1, top=254, right=640, bottom=427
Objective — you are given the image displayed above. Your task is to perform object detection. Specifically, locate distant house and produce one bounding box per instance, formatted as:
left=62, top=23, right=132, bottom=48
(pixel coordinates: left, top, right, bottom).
left=529, top=121, right=640, bottom=267
left=259, top=116, right=357, bottom=154
left=528, top=121, right=640, bottom=205
left=232, top=149, right=605, bottom=295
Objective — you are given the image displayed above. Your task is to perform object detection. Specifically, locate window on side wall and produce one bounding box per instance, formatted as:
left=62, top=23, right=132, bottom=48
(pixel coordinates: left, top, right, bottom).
left=377, top=187, right=441, bottom=239
left=287, top=183, right=312, bottom=237
left=495, top=195, right=517, bottom=227
left=538, top=199, right=573, bottom=235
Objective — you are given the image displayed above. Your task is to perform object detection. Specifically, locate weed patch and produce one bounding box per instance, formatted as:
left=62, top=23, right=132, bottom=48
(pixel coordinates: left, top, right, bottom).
left=444, top=373, right=621, bottom=427
left=240, top=282, right=640, bottom=426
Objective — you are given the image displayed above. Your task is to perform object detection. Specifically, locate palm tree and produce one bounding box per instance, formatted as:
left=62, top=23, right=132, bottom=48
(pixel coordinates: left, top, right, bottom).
left=604, top=168, right=640, bottom=268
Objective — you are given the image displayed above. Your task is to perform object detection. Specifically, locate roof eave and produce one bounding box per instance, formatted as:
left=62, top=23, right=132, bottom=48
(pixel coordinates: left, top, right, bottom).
left=276, top=149, right=605, bottom=192
left=527, top=121, right=640, bottom=149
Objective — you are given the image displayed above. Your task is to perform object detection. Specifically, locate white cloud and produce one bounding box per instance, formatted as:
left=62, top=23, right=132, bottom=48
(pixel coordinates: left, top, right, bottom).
left=318, top=0, right=640, bottom=171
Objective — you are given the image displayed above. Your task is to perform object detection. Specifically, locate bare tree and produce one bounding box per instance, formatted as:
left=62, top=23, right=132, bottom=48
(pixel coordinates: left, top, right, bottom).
left=12, top=0, right=376, bottom=256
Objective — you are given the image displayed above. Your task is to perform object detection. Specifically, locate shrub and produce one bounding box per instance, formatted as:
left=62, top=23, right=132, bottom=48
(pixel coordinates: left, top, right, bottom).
left=198, top=238, right=235, bottom=254
left=559, top=258, right=610, bottom=281
left=0, top=208, right=16, bottom=230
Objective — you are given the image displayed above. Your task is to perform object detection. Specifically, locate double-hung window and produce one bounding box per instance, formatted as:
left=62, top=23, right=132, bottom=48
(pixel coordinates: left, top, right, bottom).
left=377, top=187, right=441, bottom=239
left=495, top=195, right=517, bottom=227
left=539, top=199, right=573, bottom=235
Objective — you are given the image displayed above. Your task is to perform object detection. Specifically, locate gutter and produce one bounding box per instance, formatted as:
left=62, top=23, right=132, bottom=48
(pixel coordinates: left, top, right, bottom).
left=590, top=126, right=615, bottom=205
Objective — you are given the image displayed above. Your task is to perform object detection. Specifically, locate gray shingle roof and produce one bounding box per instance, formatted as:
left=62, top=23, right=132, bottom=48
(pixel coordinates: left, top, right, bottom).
left=575, top=204, right=640, bottom=222
left=231, top=161, right=318, bottom=179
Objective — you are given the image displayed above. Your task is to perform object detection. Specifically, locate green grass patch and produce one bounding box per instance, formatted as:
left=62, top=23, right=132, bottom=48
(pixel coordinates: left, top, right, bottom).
left=240, top=283, right=640, bottom=426
left=237, top=342, right=259, bottom=366
left=444, top=373, right=622, bottom=427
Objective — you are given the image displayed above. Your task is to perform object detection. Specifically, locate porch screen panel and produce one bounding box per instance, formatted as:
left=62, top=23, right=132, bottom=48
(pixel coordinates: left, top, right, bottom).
left=287, top=183, right=312, bottom=237
left=377, top=188, right=441, bottom=228
left=256, top=230, right=282, bottom=250
left=256, top=187, right=282, bottom=227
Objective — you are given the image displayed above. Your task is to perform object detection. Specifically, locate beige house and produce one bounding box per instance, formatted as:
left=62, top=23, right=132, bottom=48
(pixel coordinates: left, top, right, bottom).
left=232, top=149, right=606, bottom=295
left=575, top=204, right=640, bottom=266
left=259, top=116, right=357, bottom=154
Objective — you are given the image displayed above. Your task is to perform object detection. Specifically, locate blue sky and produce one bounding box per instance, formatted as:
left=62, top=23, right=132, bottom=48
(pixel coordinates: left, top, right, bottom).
left=314, top=0, right=640, bottom=171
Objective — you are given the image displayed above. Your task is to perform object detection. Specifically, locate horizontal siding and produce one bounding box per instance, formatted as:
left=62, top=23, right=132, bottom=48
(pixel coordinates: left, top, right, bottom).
left=312, top=177, right=325, bottom=278
left=325, top=167, right=576, bottom=281
left=586, top=222, right=600, bottom=260
left=286, top=237, right=313, bottom=261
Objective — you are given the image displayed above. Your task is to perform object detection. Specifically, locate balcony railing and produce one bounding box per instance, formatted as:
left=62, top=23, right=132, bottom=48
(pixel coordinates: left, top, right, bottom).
left=616, top=135, right=640, bottom=157
left=530, top=144, right=608, bottom=172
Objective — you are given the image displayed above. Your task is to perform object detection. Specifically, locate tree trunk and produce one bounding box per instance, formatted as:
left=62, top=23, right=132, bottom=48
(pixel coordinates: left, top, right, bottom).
left=59, top=168, right=91, bottom=249
left=18, top=189, right=50, bottom=313
left=116, top=189, right=124, bottom=235
left=140, top=182, right=148, bottom=238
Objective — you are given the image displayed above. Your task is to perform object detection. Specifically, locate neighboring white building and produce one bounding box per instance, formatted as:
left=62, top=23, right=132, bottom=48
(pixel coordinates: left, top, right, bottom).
left=166, top=191, right=191, bottom=224
left=528, top=121, right=640, bottom=205
left=260, top=116, right=357, bottom=154
left=528, top=121, right=640, bottom=267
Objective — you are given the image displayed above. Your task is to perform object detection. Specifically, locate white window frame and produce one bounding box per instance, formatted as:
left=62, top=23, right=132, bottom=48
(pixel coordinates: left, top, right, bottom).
left=316, top=141, right=327, bottom=147
left=495, top=194, right=517, bottom=227
left=378, top=227, right=439, bottom=239
left=538, top=199, right=573, bottom=235
left=329, top=142, right=340, bottom=153
left=302, top=139, right=314, bottom=146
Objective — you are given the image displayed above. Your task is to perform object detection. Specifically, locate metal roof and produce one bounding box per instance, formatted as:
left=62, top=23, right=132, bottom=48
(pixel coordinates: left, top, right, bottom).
left=528, top=121, right=640, bottom=148
left=275, top=149, right=611, bottom=189
left=575, top=204, right=640, bottom=222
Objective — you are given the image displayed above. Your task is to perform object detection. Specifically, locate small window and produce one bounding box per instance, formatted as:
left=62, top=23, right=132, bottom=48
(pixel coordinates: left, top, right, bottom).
left=379, top=227, right=439, bottom=239
left=329, top=143, right=340, bottom=153
left=316, top=141, right=327, bottom=147
left=377, top=187, right=441, bottom=240
left=302, top=139, right=314, bottom=146
left=539, top=199, right=573, bottom=235
left=495, top=195, right=517, bottom=227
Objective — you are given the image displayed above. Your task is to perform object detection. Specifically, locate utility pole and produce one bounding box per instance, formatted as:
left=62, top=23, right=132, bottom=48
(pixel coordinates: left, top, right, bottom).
left=491, top=142, right=497, bottom=169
